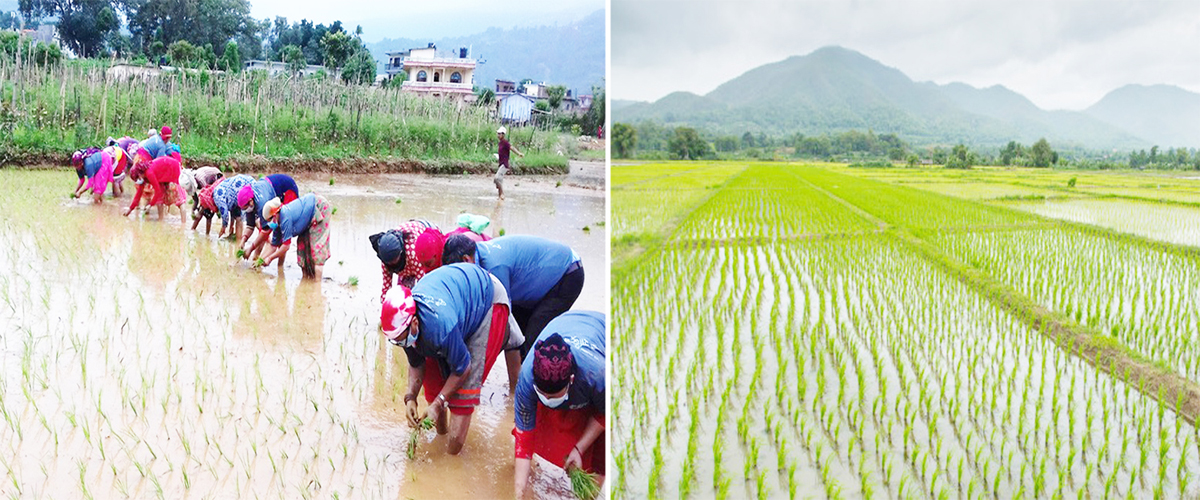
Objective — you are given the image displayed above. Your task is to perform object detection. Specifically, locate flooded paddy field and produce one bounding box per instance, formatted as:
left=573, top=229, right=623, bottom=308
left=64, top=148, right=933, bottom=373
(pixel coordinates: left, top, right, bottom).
left=613, top=162, right=1200, bottom=499
left=0, top=165, right=605, bottom=499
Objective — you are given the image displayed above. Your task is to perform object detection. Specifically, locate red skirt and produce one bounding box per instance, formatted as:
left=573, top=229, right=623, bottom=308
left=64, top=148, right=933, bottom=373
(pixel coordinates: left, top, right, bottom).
left=515, top=408, right=606, bottom=475
left=422, top=304, right=509, bottom=415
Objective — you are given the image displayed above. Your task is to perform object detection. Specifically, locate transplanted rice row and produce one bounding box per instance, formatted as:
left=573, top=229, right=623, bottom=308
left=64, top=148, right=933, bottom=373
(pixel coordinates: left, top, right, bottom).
left=613, top=162, right=1200, bottom=499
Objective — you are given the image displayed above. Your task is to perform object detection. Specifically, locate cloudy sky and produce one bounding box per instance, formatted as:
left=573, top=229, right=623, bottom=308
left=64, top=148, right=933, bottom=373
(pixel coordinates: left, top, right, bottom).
left=612, top=0, right=1200, bottom=110
left=249, top=0, right=602, bottom=43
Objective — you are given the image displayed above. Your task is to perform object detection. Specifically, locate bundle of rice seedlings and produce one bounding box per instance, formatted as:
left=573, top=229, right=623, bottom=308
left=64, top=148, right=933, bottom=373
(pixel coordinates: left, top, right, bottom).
left=567, top=465, right=601, bottom=500
left=406, top=418, right=435, bottom=459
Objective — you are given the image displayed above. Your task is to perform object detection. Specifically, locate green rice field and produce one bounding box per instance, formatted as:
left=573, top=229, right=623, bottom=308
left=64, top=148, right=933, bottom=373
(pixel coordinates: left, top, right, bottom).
left=612, top=162, right=1200, bottom=499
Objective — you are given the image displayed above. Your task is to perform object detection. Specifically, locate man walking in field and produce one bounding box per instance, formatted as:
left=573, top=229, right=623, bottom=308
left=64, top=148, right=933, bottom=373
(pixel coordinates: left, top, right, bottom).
left=495, top=126, right=524, bottom=200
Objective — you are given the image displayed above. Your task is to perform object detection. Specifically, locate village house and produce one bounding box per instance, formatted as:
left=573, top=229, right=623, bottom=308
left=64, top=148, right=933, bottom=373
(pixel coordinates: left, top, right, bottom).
left=387, top=43, right=477, bottom=102
left=492, top=79, right=591, bottom=121
left=243, top=60, right=333, bottom=78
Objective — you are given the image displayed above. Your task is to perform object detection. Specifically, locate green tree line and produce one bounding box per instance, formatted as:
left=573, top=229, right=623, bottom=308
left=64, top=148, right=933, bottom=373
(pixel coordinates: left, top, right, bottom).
left=15, top=0, right=376, bottom=83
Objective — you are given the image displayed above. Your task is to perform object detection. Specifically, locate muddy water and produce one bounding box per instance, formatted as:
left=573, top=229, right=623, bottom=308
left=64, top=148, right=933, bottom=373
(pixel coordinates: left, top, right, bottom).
left=0, top=169, right=605, bottom=499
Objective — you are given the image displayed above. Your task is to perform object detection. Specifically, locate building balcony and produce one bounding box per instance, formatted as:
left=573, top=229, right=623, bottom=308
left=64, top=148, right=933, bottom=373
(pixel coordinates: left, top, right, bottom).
left=401, top=81, right=474, bottom=94
left=402, top=58, right=477, bottom=70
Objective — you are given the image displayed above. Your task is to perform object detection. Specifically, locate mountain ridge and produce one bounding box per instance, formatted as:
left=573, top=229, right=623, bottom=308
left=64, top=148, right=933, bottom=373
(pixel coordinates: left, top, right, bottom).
left=616, top=46, right=1198, bottom=150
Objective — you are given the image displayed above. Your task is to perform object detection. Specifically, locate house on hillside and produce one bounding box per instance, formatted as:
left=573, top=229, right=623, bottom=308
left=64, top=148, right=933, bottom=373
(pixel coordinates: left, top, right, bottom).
left=497, top=93, right=538, bottom=124
left=521, top=82, right=547, bottom=99
left=393, top=43, right=477, bottom=103
left=243, top=60, right=332, bottom=78
left=495, top=79, right=516, bottom=93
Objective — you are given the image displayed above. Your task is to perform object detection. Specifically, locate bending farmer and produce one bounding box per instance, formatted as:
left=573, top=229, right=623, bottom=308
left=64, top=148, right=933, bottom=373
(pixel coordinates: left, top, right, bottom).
left=442, top=234, right=584, bottom=358
left=513, top=311, right=606, bottom=498
left=378, top=263, right=524, bottom=455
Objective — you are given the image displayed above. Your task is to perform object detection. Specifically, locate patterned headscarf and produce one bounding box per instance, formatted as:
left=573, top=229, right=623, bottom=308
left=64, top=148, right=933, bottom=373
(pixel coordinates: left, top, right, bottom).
left=532, top=334, right=574, bottom=394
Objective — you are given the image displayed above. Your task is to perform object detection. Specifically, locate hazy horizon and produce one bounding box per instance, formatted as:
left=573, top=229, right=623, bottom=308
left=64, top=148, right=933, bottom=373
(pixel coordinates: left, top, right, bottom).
left=612, top=0, right=1200, bottom=111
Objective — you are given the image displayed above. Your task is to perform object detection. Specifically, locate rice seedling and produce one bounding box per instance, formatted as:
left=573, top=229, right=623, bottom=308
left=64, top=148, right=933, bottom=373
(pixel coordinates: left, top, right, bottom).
left=612, top=162, right=1200, bottom=499
left=568, top=465, right=602, bottom=500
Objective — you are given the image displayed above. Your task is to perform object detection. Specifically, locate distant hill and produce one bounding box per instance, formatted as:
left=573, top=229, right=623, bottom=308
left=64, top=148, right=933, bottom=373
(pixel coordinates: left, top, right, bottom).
left=617, top=46, right=1165, bottom=150
left=1086, top=84, right=1200, bottom=149
left=367, top=10, right=604, bottom=96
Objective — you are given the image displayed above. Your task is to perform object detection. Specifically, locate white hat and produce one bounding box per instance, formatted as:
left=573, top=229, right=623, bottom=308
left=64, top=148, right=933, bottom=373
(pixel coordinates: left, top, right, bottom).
left=496, top=126, right=507, bottom=135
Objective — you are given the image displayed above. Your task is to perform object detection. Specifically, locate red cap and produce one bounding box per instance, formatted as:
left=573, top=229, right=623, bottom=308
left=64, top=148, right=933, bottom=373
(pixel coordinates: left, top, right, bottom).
left=161, top=126, right=172, bottom=140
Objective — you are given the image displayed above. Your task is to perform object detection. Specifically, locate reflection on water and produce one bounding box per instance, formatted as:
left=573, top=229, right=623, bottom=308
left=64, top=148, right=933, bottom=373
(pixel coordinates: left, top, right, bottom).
left=1007, top=198, right=1200, bottom=247
left=0, top=170, right=604, bottom=499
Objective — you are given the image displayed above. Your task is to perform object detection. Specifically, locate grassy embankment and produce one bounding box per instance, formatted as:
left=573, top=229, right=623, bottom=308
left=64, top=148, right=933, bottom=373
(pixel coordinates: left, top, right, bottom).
left=0, top=59, right=571, bottom=174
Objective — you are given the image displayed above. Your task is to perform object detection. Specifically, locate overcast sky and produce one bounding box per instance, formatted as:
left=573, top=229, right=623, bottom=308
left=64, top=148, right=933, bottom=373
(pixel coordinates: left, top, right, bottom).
left=613, top=0, right=1200, bottom=110
left=249, top=0, right=602, bottom=43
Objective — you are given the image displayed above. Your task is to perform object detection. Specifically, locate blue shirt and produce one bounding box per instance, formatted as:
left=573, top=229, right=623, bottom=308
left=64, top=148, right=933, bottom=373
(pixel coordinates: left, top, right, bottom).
left=140, top=134, right=172, bottom=159
left=475, top=235, right=580, bottom=308
left=270, top=193, right=317, bottom=246
left=214, top=174, right=253, bottom=226
left=82, top=152, right=103, bottom=178
left=404, top=263, right=495, bottom=375
left=244, top=178, right=277, bottom=229
left=514, top=311, right=606, bottom=431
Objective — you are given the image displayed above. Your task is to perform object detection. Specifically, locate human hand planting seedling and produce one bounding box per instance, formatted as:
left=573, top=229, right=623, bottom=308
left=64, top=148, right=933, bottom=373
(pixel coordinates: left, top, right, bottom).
left=567, top=465, right=601, bottom=500
left=406, top=418, right=435, bottom=459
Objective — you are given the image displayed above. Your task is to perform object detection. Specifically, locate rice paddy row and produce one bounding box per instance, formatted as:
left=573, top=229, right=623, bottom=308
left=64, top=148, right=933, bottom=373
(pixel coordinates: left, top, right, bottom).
left=612, top=162, right=1200, bottom=499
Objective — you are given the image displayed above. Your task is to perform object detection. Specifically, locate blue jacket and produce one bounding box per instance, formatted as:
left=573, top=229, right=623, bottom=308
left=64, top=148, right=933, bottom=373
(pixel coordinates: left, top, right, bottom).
left=475, top=235, right=580, bottom=308
left=404, top=263, right=495, bottom=375
left=270, top=193, right=317, bottom=246
left=514, top=311, right=606, bottom=431
left=140, top=133, right=172, bottom=159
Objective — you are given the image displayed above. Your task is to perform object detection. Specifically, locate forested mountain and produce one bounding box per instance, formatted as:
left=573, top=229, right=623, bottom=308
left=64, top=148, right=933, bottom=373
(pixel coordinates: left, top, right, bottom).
left=616, top=46, right=1200, bottom=150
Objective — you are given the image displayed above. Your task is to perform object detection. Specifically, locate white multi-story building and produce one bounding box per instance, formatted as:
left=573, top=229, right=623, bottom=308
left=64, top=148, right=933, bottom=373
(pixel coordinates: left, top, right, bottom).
left=387, top=44, right=476, bottom=102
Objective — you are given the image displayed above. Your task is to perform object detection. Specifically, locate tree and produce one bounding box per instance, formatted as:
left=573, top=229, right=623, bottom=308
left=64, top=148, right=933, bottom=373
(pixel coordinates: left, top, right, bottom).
left=219, top=41, right=241, bottom=71
left=579, top=83, right=604, bottom=137
left=167, top=40, right=202, bottom=67
left=339, top=49, right=375, bottom=85
left=741, top=131, right=755, bottom=149
left=714, top=136, right=739, bottom=153
left=20, top=0, right=119, bottom=57
left=534, top=100, right=551, bottom=113
left=475, top=86, right=495, bottom=105
left=280, top=44, right=306, bottom=76
left=999, top=140, right=1024, bottom=166
left=319, top=30, right=353, bottom=70
left=945, top=144, right=974, bottom=169
left=546, top=85, right=567, bottom=110
left=1030, top=138, right=1055, bottom=168
left=612, top=123, right=637, bottom=159
left=124, top=0, right=254, bottom=58
left=668, top=127, right=711, bottom=160
left=388, top=72, right=408, bottom=89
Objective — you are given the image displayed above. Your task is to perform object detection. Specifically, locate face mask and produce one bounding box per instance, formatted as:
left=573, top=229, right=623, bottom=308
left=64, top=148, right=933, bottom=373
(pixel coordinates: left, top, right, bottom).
left=267, top=221, right=279, bottom=230
left=135, top=179, right=144, bottom=185
left=391, top=323, right=417, bottom=348
left=537, top=384, right=569, bottom=408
